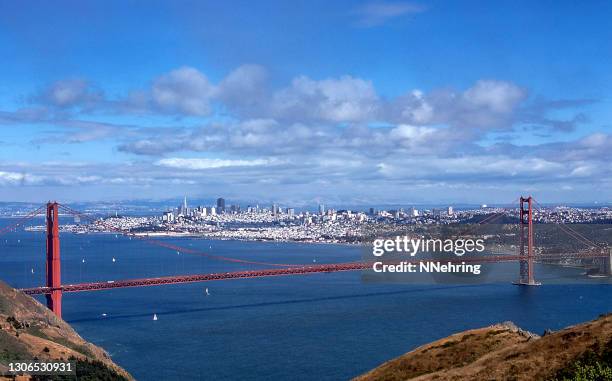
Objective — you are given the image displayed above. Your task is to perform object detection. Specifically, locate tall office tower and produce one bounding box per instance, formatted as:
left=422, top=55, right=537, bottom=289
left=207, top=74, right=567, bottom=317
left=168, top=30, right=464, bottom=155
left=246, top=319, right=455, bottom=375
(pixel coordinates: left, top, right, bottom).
left=179, top=196, right=188, bottom=216
left=272, top=203, right=279, bottom=216
left=217, top=198, right=225, bottom=213
left=318, top=204, right=325, bottom=215
left=447, top=206, right=454, bottom=215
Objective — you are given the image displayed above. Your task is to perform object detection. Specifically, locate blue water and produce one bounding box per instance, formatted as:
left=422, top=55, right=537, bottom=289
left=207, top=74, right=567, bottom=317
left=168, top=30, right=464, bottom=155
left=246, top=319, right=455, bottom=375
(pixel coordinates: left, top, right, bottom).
left=0, top=217, right=610, bottom=380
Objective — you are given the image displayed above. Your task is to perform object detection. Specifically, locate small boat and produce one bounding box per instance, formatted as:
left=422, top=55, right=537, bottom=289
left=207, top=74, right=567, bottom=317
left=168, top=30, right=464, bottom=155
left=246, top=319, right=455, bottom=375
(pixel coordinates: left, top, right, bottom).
left=205, top=288, right=210, bottom=296
left=112, top=257, right=116, bottom=262
left=82, top=259, right=86, bottom=263
left=153, top=313, right=158, bottom=321
left=101, top=313, right=107, bottom=317
left=31, top=268, right=34, bottom=274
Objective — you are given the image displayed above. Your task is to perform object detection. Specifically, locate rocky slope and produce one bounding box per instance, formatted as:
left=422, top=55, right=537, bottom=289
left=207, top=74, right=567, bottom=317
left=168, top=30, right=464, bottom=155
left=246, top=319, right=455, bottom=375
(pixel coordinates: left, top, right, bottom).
left=355, top=313, right=612, bottom=381
left=0, top=280, right=133, bottom=380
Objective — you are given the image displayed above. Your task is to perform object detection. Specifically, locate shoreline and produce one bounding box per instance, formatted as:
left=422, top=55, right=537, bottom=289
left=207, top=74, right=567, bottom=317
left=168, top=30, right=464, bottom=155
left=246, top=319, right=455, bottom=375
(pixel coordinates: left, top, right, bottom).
left=20, top=228, right=365, bottom=247
left=131, top=231, right=364, bottom=246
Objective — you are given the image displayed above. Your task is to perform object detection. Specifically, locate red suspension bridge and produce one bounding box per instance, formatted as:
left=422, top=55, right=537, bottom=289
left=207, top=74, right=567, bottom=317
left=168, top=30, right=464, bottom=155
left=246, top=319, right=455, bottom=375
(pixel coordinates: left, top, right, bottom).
left=2, top=198, right=610, bottom=319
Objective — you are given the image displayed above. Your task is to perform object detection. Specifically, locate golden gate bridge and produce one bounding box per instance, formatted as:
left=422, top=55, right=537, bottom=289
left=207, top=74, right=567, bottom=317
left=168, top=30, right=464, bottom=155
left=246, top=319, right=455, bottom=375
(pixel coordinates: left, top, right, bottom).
left=1, top=197, right=610, bottom=320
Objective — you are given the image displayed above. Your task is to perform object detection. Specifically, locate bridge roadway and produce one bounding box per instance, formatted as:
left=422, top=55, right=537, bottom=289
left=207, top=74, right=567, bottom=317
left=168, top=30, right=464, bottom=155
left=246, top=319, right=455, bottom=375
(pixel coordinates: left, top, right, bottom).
left=20, top=252, right=608, bottom=295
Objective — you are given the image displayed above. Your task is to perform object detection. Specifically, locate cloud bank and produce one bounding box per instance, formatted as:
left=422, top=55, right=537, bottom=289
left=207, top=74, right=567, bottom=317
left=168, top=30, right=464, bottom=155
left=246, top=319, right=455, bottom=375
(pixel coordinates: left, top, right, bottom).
left=0, top=64, right=607, bottom=204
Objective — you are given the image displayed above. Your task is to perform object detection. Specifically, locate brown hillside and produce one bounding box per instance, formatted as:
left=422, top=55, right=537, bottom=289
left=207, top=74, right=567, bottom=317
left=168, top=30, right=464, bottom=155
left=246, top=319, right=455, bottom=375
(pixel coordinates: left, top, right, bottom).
left=0, top=280, right=133, bottom=380
left=355, top=313, right=612, bottom=381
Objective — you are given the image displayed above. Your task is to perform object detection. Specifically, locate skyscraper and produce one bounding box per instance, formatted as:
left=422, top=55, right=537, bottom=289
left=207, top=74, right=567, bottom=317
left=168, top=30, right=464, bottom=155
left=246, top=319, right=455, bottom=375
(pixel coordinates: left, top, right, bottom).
left=318, top=204, right=325, bottom=215
left=179, top=196, right=188, bottom=216
left=216, top=198, right=225, bottom=213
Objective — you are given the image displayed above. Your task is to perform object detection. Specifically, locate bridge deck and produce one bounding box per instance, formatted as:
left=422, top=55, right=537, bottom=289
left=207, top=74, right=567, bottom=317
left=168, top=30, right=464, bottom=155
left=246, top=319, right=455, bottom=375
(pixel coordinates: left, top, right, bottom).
left=21, top=253, right=607, bottom=295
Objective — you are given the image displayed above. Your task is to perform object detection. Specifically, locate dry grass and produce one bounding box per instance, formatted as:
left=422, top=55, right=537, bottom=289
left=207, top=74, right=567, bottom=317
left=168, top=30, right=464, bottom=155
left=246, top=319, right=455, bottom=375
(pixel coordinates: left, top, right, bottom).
left=0, top=280, right=133, bottom=380
left=355, top=314, right=612, bottom=381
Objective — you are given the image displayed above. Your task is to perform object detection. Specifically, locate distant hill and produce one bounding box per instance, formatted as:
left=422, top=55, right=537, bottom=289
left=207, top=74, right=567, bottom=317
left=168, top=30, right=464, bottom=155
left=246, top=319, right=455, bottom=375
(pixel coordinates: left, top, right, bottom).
left=355, top=314, right=612, bottom=381
left=0, top=280, right=133, bottom=380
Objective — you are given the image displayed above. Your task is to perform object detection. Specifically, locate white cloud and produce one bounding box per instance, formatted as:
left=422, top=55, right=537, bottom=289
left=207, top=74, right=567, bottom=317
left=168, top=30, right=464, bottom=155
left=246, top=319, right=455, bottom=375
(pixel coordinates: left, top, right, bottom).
left=4, top=65, right=605, bottom=202
left=217, top=64, right=268, bottom=112
left=271, top=75, right=379, bottom=122
left=0, top=171, right=26, bottom=185
left=355, top=2, right=425, bottom=27
left=151, top=66, right=215, bottom=116
left=463, top=80, right=525, bottom=113
left=155, top=157, right=275, bottom=170
left=389, top=124, right=435, bottom=140
left=39, top=79, right=103, bottom=109
left=0, top=171, right=44, bottom=186
left=388, top=80, right=527, bottom=132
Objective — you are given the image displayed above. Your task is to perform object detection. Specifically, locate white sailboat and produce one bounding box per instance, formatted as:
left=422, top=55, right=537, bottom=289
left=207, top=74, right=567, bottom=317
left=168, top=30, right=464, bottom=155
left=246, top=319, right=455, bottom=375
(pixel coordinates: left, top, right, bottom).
left=205, top=288, right=210, bottom=296
left=153, top=313, right=158, bottom=321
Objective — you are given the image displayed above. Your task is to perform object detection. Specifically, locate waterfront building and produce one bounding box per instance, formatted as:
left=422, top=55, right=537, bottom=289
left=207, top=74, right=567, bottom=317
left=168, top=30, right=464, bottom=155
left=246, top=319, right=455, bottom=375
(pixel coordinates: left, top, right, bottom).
left=163, top=211, right=175, bottom=222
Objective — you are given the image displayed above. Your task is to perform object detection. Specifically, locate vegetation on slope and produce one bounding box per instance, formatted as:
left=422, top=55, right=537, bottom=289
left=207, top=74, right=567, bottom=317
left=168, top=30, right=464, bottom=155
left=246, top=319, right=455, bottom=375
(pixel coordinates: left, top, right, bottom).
left=0, top=280, right=132, bottom=380
left=550, top=337, right=612, bottom=381
left=356, top=313, right=612, bottom=381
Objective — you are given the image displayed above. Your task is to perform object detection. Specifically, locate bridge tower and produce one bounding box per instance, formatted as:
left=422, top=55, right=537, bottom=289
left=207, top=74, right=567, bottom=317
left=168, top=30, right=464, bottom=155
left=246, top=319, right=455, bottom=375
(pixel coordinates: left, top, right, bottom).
left=515, top=196, right=540, bottom=286
left=45, top=202, right=62, bottom=318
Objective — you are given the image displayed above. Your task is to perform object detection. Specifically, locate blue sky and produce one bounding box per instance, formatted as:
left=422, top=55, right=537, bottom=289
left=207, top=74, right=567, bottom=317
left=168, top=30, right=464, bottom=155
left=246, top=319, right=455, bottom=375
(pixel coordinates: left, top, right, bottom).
left=0, top=0, right=611, bottom=205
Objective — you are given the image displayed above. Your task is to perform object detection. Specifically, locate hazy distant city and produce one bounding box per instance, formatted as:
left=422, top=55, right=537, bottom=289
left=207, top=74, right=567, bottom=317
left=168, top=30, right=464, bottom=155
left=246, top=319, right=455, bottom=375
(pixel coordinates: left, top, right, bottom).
left=16, top=197, right=612, bottom=245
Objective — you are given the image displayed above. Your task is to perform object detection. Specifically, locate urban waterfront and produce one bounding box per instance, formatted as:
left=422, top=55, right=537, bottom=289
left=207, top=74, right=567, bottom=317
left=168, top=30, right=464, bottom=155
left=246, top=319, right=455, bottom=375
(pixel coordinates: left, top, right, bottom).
left=1, top=218, right=610, bottom=380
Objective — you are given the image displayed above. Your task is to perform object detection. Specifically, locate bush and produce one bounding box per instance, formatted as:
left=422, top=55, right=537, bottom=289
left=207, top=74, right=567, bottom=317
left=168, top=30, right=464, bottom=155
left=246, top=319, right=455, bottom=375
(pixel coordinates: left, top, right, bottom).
left=551, top=339, right=612, bottom=381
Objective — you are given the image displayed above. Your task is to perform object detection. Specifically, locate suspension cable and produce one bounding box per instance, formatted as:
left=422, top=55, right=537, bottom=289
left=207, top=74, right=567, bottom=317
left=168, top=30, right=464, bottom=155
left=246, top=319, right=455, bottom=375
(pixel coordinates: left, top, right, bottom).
left=531, top=199, right=603, bottom=249
left=0, top=204, right=46, bottom=237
